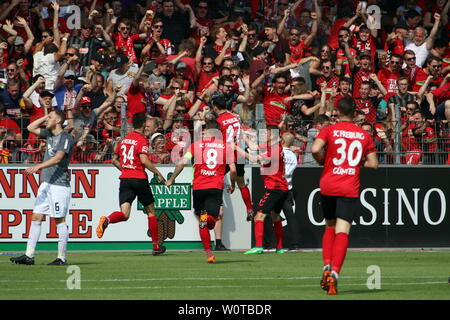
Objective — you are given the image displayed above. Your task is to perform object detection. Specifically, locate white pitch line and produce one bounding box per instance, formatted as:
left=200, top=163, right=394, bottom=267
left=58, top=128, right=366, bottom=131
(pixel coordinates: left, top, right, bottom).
left=0, top=281, right=447, bottom=292
left=0, top=275, right=447, bottom=283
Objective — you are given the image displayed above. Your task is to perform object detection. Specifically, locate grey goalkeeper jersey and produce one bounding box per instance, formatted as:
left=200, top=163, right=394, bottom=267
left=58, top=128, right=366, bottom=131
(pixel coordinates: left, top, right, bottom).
left=39, top=129, right=75, bottom=187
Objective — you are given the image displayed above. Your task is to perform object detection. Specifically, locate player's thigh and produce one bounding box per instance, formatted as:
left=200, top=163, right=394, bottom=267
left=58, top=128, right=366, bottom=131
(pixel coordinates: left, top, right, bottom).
left=258, top=190, right=284, bottom=215
left=236, top=163, right=245, bottom=177
left=204, top=189, right=223, bottom=219
left=134, top=179, right=155, bottom=207
left=272, top=191, right=289, bottom=215
left=119, top=178, right=138, bottom=206
left=47, top=184, right=71, bottom=218
left=34, top=182, right=51, bottom=215
left=320, top=194, right=338, bottom=221
left=193, top=189, right=207, bottom=216
left=335, top=196, right=359, bottom=224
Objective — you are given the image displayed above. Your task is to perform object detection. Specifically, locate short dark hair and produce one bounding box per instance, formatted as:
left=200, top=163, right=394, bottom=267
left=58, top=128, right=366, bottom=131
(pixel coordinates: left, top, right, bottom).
left=361, top=121, right=373, bottom=129
left=211, top=94, right=227, bottom=110
left=219, top=75, right=233, bottom=86
left=337, top=97, right=355, bottom=117
left=53, top=110, right=66, bottom=124
left=314, top=114, right=330, bottom=124
left=273, top=73, right=288, bottom=83
left=132, top=113, right=147, bottom=129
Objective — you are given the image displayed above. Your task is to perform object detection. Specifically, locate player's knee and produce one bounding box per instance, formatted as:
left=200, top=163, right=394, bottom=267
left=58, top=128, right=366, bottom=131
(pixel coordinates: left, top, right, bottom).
left=255, top=211, right=266, bottom=221
left=32, top=213, right=44, bottom=222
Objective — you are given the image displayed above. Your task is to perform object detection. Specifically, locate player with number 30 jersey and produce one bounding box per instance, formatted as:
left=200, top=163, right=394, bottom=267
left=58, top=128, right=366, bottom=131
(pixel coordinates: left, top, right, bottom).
left=312, top=97, right=378, bottom=296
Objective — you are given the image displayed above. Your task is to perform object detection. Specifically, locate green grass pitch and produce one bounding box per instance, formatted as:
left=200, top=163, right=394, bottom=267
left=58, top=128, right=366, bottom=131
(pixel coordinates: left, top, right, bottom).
left=1, top=250, right=449, bottom=300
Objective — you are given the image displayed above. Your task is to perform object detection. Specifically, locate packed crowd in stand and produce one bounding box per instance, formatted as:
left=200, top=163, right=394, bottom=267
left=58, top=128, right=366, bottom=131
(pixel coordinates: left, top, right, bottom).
left=0, top=0, right=449, bottom=165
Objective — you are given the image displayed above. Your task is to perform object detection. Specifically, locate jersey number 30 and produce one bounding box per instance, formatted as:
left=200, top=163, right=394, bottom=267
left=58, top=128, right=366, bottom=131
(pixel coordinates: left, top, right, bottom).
left=333, top=138, right=363, bottom=166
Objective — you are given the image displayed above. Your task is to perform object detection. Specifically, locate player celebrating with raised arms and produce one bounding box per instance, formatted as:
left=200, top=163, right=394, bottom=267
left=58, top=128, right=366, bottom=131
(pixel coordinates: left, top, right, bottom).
left=239, top=125, right=289, bottom=255
left=96, top=113, right=166, bottom=256
left=10, top=111, right=75, bottom=266
left=165, top=96, right=237, bottom=264
left=311, top=97, right=379, bottom=295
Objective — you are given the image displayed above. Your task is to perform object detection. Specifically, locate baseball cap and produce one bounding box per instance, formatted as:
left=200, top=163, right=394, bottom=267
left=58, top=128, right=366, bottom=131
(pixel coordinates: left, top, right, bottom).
left=175, top=61, right=186, bottom=70
left=14, top=36, right=24, bottom=46
left=81, top=96, right=92, bottom=106
left=155, top=55, right=168, bottom=65
left=115, top=53, right=129, bottom=67
left=39, top=90, right=54, bottom=98
left=64, top=70, right=77, bottom=79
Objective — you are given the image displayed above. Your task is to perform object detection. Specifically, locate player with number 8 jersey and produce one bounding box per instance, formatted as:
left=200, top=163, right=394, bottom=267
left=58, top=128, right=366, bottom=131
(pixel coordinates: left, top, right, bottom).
left=165, top=109, right=237, bottom=263
left=311, top=97, right=378, bottom=295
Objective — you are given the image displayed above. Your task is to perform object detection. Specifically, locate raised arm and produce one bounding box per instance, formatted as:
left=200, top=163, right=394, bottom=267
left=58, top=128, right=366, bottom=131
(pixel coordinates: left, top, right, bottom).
left=196, top=36, right=207, bottom=74
left=426, top=13, right=441, bottom=50
left=215, top=40, right=231, bottom=66
left=369, top=73, right=388, bottom=97
left=51, top=2, right=61, bottom=47
left=236, top=74, right=250, bottom=103
left=0, top=0, right=20, bottom=22
left=277, top=9, right=290, bottom=36
left=304, top=11, right=319, bottom=47
left=16, top=17, right=35, bottom=54
left=26, top=114, right=49, bottom=137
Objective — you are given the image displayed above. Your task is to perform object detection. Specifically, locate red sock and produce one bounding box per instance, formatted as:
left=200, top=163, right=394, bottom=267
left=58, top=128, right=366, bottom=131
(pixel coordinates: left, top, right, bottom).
left=147, top=216, right=159, bottom=250
left=107, top=211, right=126, bottom=224
left=254, top=219, right=264, bottom=247
left=331, top=233, right=349, bottom=274
left=273, top=220, right=283, bottom=249
left=322, top=227, right=336, bottom=266
left=199, top=227, right=211, bottom=250
left=239, top=186, right=253, bottom=212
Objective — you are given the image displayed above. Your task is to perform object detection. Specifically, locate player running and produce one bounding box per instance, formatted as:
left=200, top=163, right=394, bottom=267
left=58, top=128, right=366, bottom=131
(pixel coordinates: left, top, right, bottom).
left=96, top=113, right=166, bottom=256
left=10, top=111, right=75, bottom=266
left=239, top=125, right=289, bottom=255
left=165, top=98, right=237, bottom=263
left=214, top=92, right=254, bottom=222
left=311, top=97, right=379, bottom=295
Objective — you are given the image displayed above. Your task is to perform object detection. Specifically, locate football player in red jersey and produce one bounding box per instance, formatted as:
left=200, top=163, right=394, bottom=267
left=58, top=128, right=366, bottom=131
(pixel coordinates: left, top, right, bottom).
left=96, top=113, right=166, bottom=256
left=239, top=125, right=289, bottom=255
left=213, top=93, right=254, bottom=222
left=311, top=97, right=379, bottom=295
left=166, top=105, right=237, bottom=263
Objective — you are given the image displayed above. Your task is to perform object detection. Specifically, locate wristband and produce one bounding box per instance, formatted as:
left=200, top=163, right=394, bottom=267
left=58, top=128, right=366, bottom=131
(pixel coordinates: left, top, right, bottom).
left=62, top=37, right=68, bottom=41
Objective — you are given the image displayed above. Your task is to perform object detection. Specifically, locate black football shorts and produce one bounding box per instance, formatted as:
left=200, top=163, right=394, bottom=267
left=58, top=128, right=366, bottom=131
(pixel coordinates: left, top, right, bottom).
left=320, top=194, right=359, bottom=223
left=119, top=178, right=155, bottom=207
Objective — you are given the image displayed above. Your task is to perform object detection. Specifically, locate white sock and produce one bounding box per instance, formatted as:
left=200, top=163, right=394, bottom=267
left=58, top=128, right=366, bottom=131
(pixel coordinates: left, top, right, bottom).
left=331, top=270, right=339, bottom=279
left=25, top=221, right=42, bottom=258
left=57, top=223, right=69, bottom=262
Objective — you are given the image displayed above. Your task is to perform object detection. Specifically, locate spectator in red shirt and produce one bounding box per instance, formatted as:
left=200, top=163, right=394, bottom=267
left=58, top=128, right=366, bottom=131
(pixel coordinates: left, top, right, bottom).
left=316, top=59, right=340, bottom=100
left=384, top=22, right=408, bottom=56
left=412, top=110, right=438, bottom=164
left=141, top=18, right=175, bottom=57
left=195, top=43, right=219, bottom=95
left=110, top=18, right=148, bottom=63
left=411, top=55, right=445, bottom=92
left=377, top=54, right=403, bottom=94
